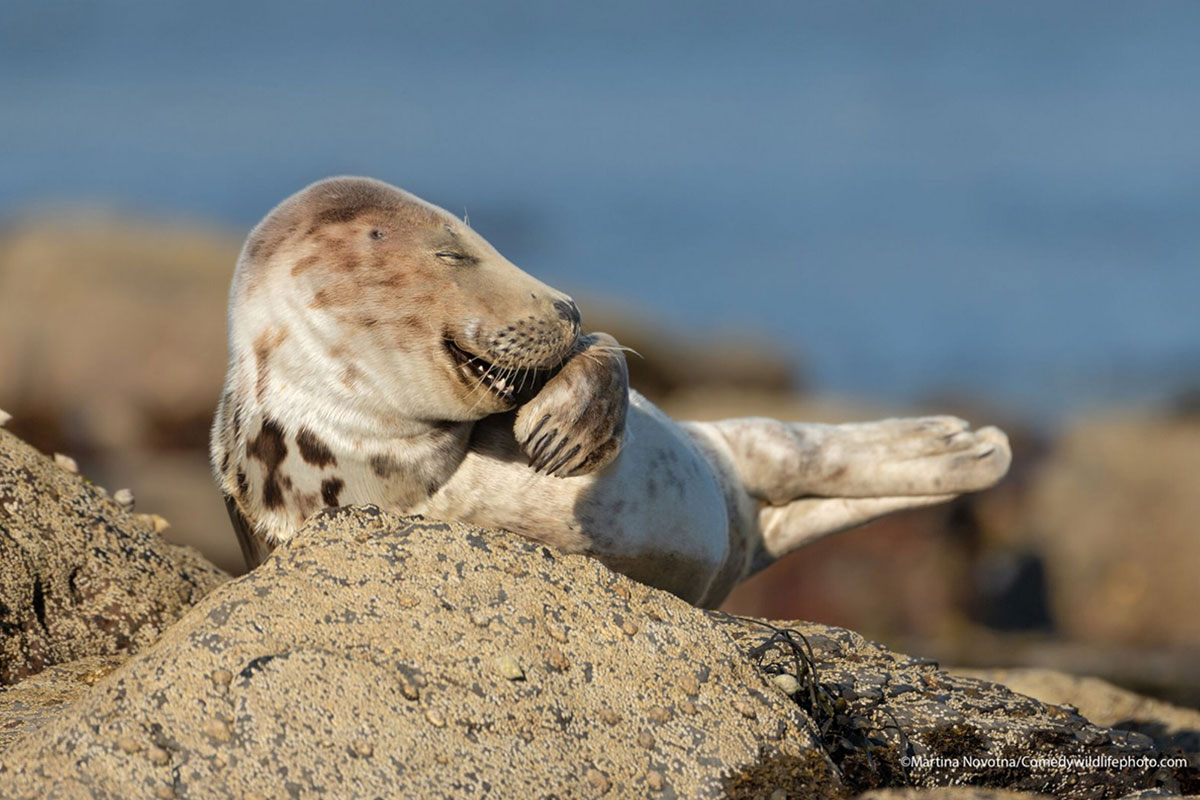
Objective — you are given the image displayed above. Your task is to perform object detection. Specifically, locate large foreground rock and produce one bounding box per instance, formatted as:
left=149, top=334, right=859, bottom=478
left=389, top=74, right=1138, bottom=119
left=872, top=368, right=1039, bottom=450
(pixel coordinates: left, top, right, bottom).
left=0, top=510, right=835, bottom=798
left=1, top=510, right=1192, bottom=799
left=0, top=427, right=228, bottom=684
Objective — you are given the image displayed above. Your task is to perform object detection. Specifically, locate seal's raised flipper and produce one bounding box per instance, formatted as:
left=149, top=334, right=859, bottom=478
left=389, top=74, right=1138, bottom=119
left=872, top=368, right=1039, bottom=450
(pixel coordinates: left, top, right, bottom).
left=224, top=494, right=274, bottom=571
left=515, top=332, right=629, bottom=477
left=690, top=415, right=1010, bottom=567
left=708, top=416, right=1010, bottom=504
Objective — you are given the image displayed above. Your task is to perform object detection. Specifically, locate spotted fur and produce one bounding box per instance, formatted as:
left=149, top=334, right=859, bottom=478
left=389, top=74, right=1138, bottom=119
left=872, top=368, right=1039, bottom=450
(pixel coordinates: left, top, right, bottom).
left=211, top=176, right=1011, bottom=607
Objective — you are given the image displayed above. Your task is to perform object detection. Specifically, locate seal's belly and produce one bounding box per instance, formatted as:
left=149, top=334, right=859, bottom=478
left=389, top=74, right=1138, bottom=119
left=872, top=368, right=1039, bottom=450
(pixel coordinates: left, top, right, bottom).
left=417, top=394, right=731, bottom=603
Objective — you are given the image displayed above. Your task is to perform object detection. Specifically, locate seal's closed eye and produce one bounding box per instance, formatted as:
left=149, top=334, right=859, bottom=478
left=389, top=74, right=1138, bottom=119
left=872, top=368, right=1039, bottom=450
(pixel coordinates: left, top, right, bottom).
left=435, top=251, right=477, bottom=265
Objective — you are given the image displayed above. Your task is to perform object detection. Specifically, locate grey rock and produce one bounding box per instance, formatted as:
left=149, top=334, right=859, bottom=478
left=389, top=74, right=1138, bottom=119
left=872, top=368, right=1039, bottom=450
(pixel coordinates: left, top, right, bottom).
left=719, top=618, right=1192, bottom=798
left=954, top=667, right=1199, bottom=771
left=0, top=428, right=229, bottom=685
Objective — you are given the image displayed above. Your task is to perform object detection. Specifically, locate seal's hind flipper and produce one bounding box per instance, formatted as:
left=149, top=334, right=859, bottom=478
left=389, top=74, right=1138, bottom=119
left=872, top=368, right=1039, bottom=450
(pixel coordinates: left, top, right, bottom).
left=223, top=494, right=274, bottom=571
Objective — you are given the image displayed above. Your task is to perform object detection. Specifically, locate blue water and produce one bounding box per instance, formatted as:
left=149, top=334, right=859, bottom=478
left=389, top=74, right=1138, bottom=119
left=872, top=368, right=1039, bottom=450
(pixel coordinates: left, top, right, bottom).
left=3, top=1, right=1199, bottom=420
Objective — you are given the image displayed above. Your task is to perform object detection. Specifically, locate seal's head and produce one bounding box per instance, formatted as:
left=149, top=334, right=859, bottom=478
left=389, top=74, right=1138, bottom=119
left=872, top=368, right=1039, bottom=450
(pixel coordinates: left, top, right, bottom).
left=231, top=176, right=582, bottom=421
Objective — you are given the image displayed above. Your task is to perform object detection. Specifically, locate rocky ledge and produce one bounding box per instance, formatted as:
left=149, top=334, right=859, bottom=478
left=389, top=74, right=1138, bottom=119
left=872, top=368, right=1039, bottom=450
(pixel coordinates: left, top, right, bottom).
left=0, top=427, right=227, bottom=686
left=0, top=425, right=1195, bottom=799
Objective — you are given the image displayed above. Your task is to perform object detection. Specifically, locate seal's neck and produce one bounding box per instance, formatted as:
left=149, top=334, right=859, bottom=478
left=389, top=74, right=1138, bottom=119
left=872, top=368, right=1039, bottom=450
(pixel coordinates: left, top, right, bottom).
left=214, top=319, right=473, bottom=545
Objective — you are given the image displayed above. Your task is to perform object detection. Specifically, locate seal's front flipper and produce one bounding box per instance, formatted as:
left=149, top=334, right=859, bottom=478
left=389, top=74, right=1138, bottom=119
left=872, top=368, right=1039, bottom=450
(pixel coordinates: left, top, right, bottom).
left=514, top=332, right=629, bottom=477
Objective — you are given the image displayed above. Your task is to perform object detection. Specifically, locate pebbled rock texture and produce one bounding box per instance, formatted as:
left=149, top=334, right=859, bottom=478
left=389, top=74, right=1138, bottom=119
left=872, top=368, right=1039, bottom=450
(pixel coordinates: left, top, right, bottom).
left=0, top=508, right=1194, bottom=799
left=953, top=668, right=1199, bottom=775
left=0, top=655, right=125, bottom=752
left=0, top=428, right=228, bottom=685
left=721, top=618, right=1197, bottom=798
left=0, top=510, right=836, bottom=799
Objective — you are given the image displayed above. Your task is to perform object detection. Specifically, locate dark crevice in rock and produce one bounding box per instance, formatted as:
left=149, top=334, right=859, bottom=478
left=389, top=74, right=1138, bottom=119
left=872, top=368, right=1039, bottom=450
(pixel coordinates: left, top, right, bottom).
left=31, top=578, right=46, bottom=631
left=238, top=653, right=280, bottom=681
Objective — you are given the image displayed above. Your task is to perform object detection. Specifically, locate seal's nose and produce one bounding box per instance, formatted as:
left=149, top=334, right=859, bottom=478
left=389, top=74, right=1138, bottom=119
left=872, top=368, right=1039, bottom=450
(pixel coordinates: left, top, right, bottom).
left=554, top=299, right=582, bottom=332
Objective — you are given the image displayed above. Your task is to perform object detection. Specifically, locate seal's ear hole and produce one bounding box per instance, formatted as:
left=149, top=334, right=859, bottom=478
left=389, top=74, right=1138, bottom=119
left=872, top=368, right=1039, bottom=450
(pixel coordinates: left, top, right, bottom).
left=369, top=229, right=385, bottom=240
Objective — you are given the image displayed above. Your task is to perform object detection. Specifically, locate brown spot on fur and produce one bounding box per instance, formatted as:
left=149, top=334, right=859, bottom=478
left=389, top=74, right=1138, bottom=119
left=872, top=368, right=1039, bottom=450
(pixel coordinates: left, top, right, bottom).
left=290, top=254, right=321, bottom=277
left=235, top=468, right=249, bottom=498
left=312, top=204, right=373, bottom=228
left=340, top=364, right=363, bottom=389
left=296, top=428, right=337, bottom=468
left=246, top=418, right=288, bottom=510
left=244, top=222, right=298, bottom=275
left=294, top=491, right=319, bottom=519
left=303, top=186, right=403, bottom=236
left=321, top=477, right=344, bottom=507
left=309, top=279, right=365, bottom=310
left=362, top=271, right=409, bottom=289
left=384, top=315, right=430, bottom=341
left=253, top=327, right=289, bottom=403
left=254, top=344, right=269, bottom=402
left=823, top=464, right=848, bottom=483
left=369, top=454, right=399, bottom=477
left=242, top=177, right=419, bottom=294
left=408, top=291, right=436, bottom=308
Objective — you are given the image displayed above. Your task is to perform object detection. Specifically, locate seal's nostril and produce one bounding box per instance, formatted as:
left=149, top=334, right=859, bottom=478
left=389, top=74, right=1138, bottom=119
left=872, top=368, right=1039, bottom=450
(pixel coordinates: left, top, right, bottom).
left=554, top=299, right=581, bottom=329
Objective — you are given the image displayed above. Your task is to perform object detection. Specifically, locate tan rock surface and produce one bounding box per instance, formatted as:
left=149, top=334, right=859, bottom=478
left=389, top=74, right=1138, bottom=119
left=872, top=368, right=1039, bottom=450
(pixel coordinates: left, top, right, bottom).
left=0, top=214, right=235, bottom=452
left=1028, top=416, right=1200, bottom=648
left=0, top=510, right=837, bottom=799
left=0, top=655, right=126, bottom=752
left=1, top=509, right=1188, bottom=799
left=953, top=668, right=1200, bottom=734
left=0, top=215, right=241, bottom=576
left=0, top=428, right=228, bottom=684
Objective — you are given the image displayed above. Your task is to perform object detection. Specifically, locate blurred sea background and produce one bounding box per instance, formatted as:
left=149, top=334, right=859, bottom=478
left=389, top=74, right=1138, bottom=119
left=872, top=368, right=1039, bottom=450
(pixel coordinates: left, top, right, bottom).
left=2, top=1, right=1198, bottom=704
left=5, top=0, right=1200, bottom=420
